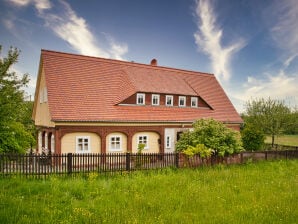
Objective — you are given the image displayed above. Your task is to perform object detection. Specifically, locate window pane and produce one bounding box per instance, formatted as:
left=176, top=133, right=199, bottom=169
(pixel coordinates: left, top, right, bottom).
left=137, top=94, right=145, bottom=105
left=77, top=137, right=89, bottom=152
left=166, top=96, right=173, bottom=106
left=191, top=97, right=198, bottom=107
left=179, top=96, right=186, bottom=106
left=166, top=136, right=171, bottom=148
left=138, top=136, right=148, bottom=149
left=110, top=136, right=121, bottom=150
left=152, top=94, right=159, bottom=105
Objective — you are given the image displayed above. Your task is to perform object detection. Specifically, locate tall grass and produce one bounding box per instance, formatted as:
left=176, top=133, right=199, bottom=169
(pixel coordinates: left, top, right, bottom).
left=0, top=160, right=297, bottom=223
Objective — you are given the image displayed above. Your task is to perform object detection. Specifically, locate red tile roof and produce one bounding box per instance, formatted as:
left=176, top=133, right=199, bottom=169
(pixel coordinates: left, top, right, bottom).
left=38, top=50, right=242, bottom=123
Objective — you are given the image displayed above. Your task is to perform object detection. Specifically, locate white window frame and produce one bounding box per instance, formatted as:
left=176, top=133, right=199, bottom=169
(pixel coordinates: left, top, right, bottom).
left=179, top=96, right=186, bottom=107
left=43, top=87, right=48, bottom=103
left=76, top=136, right=90, bottom=153
left=109, top=135, right=122, bottom=152
left=136, top=93, right=145, bottom=105
left=39, top=87, right=48, bottom=104
left=191, top=97, right=198, bottom=108
left=166, top=135, right=171, bottom=149
left=166, top=95, right=173, bottom=106
left=137, top=135, right=149, bottom=150
left=152, top=94, right=160, bottom=106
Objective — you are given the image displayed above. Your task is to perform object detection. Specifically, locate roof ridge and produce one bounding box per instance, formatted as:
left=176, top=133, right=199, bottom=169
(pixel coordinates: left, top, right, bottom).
left=41, top=49, right=214, bottom=78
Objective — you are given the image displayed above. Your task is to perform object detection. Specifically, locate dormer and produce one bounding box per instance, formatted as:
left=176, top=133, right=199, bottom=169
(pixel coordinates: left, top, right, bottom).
left=119, top=92, right=211, bottom=109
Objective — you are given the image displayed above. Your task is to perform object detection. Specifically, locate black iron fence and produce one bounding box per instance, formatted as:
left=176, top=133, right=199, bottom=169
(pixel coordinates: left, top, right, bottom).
left=0, top=150, right=297, bottom=178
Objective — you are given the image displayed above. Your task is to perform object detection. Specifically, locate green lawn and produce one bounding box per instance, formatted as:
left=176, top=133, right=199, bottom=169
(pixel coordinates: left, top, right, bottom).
left=0, top=160, right=297, bottom=223
left=265, top=134, right=298, bottom=146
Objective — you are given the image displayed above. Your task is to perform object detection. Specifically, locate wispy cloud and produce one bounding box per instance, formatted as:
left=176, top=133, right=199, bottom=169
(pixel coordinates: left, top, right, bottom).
left=262, top=0, right=298, bottom=69
left=240, top=72, right=298, bottom=103
left=41, top=1, right=110, bottom=58
left=235, top=0, right=298, bottom=110
left=7, top=0, right=128, bottom=59
left=9, top=0, right=51, bottom=13
left=193, top=0, right=246, bottom=82
left=103, top=33, right=128, bottom=60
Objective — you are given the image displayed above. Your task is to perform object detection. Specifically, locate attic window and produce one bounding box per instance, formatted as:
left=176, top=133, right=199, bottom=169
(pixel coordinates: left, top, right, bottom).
left=152, top=94, right=160, bottom=106
left=191, top=97, right=198, bottom=107
left=166, top=95, right=173, bottom=106
left=137, top=93, right=145, bottom=105
left=179, top=96, right=186, bottom=107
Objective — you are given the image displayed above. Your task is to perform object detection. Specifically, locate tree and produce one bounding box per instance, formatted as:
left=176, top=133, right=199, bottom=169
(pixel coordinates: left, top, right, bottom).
left=285, top=108, right=298, bottom=135
left=243, top=98, right=291, bottom=147
left=241, top=124, right=265, bottom=151
left=176, top=118, right=243, bottom=157
left=0, top=45, right=33, bottom=153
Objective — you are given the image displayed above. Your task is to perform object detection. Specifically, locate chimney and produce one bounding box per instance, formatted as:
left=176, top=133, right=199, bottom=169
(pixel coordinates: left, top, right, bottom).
left=150, top=58, right=157, bottom=66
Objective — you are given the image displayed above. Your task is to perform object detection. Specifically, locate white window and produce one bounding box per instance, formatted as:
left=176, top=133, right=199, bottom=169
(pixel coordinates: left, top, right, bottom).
left=191, top=97, right=198, bottom=107
left=43, top=87, right=48, bottom=103
left=152, top=94, right=160, bottom=105
left=179, top=96, right=186, bottom=107
left=136, top=93, right=145, bottom=105
left=76, top=136, right=90, bottom=153
left=39, top=87, right=48, bottom=103
left=166, top=135, right=171, bottom=149
left=138, top=135, right=148, bottom=149
left=109, top=136, right=122, bottom=151
left=166, top=95, right=173, bottom=106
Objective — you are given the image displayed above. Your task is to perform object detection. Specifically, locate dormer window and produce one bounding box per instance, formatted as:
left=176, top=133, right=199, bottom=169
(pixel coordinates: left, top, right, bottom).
left=166, top=95, right=173, bottom=106
left=191, top=97, right=198, bottom=107
left=179, top=96, right=186, bottom=107
left=152, top=94, right=160, bottom=106
left=137, top=93, right=145, bottom=105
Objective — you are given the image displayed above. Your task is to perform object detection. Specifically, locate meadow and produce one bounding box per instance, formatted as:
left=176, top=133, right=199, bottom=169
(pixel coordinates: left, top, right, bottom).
left=0, top=160, right=297, bottom=223
left=265, top=134, right=298, bottom=146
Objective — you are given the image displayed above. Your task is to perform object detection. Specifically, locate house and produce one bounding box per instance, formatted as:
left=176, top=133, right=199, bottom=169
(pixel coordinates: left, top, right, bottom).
left=32, top=50, right=242, bottom=154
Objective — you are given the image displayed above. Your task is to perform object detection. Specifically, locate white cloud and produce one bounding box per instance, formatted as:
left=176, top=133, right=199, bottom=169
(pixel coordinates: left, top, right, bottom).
left=7, top=0, right=128, bottom=59
left=8, top=0, right=51, bottom=12
left=193, top=0, right=246, bottom=82
left=231, top=0, right=298, bottom=111
left=232, top=71, right=298, bottom=112
left=268, top=0, right=298, bottom=67
left=39, top=1, right=109, bottom=58
left=8, top=0, right=31, bottom=7
left=103, top=33, right=128, bottom=60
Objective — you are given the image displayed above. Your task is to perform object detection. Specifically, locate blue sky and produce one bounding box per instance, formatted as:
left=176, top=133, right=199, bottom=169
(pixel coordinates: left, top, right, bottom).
left=1, top=0, right=297, bottom=112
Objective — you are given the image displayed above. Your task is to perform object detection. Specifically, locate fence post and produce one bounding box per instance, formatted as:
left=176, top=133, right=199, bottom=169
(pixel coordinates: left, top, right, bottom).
left=265, top=151, right=268, bottom=160
left=126, top=152, right=131, bottom=171
left=175, top=152, right=179, bottom=168
left=67, top=153, right=73, bottom=175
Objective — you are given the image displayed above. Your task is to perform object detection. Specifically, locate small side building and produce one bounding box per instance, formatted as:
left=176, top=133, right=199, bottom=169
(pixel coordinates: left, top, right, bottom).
left=32, top=50, right=242, bottom=154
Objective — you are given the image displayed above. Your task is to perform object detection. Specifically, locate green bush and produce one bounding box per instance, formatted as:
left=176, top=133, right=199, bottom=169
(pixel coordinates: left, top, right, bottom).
left=241, top=124, right=265, bottom=151
left=182, top=144, right=213, bottom=158
left=176, top=118, right=243, bottom=156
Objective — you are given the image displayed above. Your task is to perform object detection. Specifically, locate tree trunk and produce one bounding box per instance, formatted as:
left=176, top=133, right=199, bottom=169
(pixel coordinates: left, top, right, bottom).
left=271, top=134, right=275, bottom=148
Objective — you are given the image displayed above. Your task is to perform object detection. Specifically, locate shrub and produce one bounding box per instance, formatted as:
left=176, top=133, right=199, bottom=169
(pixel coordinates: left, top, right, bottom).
left=182, top=144, right=213, bottom=158
left=241, top=124, right=265, bottom=151
left=176, top=118, right=243, bottom=157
